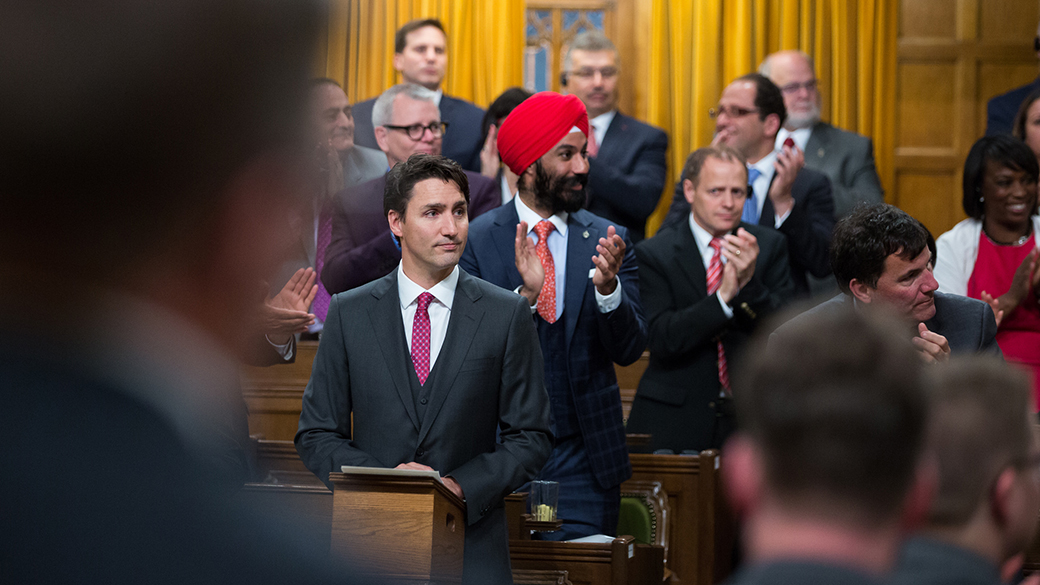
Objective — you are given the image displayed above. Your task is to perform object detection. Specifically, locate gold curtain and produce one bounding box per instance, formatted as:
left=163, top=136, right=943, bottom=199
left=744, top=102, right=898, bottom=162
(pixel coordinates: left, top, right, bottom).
left=320, top=0, right=526, bottom=107
left=645, top=0, right=898, bottom=236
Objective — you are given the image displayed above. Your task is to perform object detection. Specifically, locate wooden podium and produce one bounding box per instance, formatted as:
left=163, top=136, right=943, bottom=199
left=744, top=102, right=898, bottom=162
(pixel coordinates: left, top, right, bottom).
left=328, top=470, right=466, bottom=584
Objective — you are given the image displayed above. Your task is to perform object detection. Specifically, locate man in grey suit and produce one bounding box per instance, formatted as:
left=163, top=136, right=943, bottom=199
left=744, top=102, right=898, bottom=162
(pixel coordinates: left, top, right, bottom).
left=772, top=204, right=1000, bottom=361
left=759, top=51, right=883, bottom=219
left=296, top=154, right=553, bottom=585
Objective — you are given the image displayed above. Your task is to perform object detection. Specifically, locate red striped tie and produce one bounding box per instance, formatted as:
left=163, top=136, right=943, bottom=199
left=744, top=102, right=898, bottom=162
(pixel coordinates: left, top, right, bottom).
left=706, top=238, right=731, bottom=394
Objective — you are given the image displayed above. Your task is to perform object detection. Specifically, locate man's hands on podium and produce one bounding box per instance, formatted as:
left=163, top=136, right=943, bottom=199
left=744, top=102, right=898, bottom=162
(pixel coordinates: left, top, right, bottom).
left=395, top=462, right=465, bottom=502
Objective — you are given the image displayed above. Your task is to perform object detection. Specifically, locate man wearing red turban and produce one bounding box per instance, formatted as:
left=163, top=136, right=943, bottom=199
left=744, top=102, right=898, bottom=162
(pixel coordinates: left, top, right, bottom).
left=460, top=91, right=648, bottom=539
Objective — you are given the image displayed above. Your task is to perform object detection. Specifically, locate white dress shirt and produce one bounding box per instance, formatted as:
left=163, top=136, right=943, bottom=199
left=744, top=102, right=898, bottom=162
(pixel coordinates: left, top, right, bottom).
left=747, top=151, right=791, bottom=228
left=775, top=126, right=812, bottom=153
left=398, top=264, right=459, bottom=371
left=589, top=110, right=616, bottom=151
left=513, top=195, right=622, bottom=318
left=688, top=214, right=735, bottom=318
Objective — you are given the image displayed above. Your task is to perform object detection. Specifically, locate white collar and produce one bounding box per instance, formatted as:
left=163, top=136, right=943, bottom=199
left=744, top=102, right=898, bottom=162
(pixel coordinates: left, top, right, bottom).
left=688, top=213, right=723, bottom=252
left=397, top=263, right=459, bottom=310
left=514, top=192, right=569, bottom=237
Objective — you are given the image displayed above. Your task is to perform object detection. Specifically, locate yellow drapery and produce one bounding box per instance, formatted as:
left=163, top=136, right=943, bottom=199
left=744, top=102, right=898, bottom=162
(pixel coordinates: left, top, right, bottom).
left=645, top=0, right=897, bottom=236
left=321, top=0, right=525, bottom=107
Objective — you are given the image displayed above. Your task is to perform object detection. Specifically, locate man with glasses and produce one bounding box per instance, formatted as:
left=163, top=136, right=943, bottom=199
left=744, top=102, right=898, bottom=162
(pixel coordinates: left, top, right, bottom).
left=662, top=73, right=835, bottom=297
left=892, top=356, right=1040, bottom=585
left=759, top=50, right=883, bottom=219
left=560, top=31, right=667, bottom=243
left=322, top=83, right=499, bottom=294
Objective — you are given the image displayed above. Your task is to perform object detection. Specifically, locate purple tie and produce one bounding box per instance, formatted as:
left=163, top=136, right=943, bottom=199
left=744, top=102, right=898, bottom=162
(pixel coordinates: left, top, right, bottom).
left=411, top=292, right=435, bottom=385
left=312, top=206, right=333, bottom=321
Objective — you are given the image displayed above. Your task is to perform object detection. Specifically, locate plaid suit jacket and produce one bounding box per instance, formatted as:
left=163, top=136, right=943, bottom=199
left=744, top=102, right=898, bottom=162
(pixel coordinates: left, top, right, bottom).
left=460, top=203, right=648, bottom=489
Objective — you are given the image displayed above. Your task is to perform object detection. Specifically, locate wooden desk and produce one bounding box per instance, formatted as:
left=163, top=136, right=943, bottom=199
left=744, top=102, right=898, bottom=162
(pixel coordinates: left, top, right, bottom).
left=241, top=340, right=318, bottom=441
left=510, top=536, right=662, bottom=585
left=626, top=452, right=734, bottom=585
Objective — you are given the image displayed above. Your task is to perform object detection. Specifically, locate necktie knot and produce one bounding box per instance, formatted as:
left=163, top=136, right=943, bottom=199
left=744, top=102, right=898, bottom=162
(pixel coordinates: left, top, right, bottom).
left=534, top=219, right=555, bottom=241
left=417, top=291, right=435, bottom=312
left=709, top=237, right=723, bottom=253
left=747, top=167, right=762, bottom=184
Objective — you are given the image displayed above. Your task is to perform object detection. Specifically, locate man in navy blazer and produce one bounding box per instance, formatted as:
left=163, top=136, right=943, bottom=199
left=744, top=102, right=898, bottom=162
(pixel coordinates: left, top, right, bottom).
left=322, top=84, right=499, bottom=294
left=771, top=204, right=1001, bottom=360
left=460, top=91, right=648, bottom=540
left=352, top=19, right=485, bottom=172
left=561, top=31, right=668, bottom=242
left=661, top=73, right=835, bottom=297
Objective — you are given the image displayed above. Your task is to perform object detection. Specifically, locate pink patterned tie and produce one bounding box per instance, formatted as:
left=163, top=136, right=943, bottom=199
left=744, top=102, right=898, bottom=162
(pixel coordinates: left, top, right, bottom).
left=706, top=238, right=731, bottom=394
left=312, top=205, right=333, bottom=321
left=534, top=220, right=557, bottom=323
left=411, top=292, right=434, bottom=384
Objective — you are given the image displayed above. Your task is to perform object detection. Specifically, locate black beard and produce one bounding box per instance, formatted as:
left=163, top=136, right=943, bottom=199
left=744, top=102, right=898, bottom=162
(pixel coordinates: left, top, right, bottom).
left=530, top=161, right=587, bottom=215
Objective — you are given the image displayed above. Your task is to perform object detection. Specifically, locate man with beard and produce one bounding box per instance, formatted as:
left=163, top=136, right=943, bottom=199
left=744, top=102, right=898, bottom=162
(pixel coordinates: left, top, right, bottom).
left=759, top=51, right=883, bottom=219
left=460, top=91, right=648, bottom=540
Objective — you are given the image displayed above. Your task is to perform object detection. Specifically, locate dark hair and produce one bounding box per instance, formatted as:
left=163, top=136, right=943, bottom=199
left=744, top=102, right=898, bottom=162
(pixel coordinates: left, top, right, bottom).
left=681, top=145, right=748, bottom=187
left=394, top=19, right=446, bottom=54
left=481, top=87, right=533, bottom=147
left=1012, top=88, right=1040, bottom=143
left=736, top=308, right=928, bottom=527
left=735, top=72, right=787, bottom=130
left=831, top=204, right=931, bottom=294
left=961, top=135, right=1040, bottom=219
left=924, top=356, right=1034, bottom=527
left=384, top=153, right=469, bottom=218
left=0, top=0, right=320, bottom=280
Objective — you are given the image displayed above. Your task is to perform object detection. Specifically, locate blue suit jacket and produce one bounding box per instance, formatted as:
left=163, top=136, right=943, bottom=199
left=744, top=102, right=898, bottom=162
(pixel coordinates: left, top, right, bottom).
left=986, top=77, right=1040, bottom=136
left=586, top=112, right=668, bottom=243
left=353, top=94, right=485, bottom=172
left=459, top=203, right=648, bottom=489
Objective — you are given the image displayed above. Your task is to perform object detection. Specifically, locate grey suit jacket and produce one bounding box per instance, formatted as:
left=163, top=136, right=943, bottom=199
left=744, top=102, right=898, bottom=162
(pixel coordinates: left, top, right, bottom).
left=804, top=122, right=884, bottom=218
left=295, top=268, right=553, bottom=585
left=771, top=292, right=1001, bottom=356
left=341, top=144, right=387, bottom=189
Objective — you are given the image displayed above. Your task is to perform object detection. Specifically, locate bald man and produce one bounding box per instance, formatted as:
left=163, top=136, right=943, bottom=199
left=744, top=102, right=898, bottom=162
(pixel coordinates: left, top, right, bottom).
left=460, top=91, right=648, bottom=540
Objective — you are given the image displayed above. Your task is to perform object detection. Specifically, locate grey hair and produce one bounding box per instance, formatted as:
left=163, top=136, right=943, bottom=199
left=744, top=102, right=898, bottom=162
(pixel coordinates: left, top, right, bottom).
left=371, top=83, right=439, bottom=128
left=563, top=30, right=619, bottom=72
left=759, top=50, right=815, bottom=78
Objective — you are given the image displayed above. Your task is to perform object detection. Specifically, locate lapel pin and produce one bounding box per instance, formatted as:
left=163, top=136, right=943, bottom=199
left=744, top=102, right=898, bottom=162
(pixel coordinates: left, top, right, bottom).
left=817, top=148, right=825, bottom=158
left=583, top=230, right=590, bottom=239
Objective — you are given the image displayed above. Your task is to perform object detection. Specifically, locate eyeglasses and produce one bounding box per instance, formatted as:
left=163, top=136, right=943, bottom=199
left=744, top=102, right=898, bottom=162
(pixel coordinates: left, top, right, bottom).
left=708, top=105, right=760, bottom=119
left=569, top=66, right=619, bottom=79
left=384, top=122, right=448, bottom=141
left=778, top=79, right=818, bottom=95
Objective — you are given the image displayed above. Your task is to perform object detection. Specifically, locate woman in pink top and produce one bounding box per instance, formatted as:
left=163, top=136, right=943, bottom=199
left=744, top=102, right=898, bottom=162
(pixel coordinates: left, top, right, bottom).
left=935, top=135, right=1040, bottom=405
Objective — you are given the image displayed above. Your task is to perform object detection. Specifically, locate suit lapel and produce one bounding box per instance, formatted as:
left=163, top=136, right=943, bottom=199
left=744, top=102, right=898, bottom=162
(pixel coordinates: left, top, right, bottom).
left=491, top=204, right=525, bottom=290
left=675, top=224, right=709, bottom=296
left=805, top=122, right=830, bottom=162
left=563, top=211, right=598, bottom=351
left=416, top=272, right=484, bottom=445
left=367, top=271, right=421, bottom=432
left=596, top=113, right=624, bottom=162
left=758, top=176, right=777, bottom=226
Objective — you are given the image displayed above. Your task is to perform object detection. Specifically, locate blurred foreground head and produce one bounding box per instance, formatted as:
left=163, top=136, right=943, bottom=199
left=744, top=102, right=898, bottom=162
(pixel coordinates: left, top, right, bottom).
left=725, top=307, right=931, bottom=566
left=0, top=0, right=320, bottom=350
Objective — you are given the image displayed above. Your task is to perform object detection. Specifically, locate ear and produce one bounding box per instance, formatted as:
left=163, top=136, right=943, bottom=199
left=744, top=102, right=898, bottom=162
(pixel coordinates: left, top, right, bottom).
left=392, top=52, right=404, bottom=73
left=848, top=278, right=874, bottom=304
left=764, top=113, right=782, bottom=138
left=721, top=435, right=764, bottom=521
left=388, top=209, right=404, bottom=239
left=374, top=126, right=390, bottom=155
left=898, top=454, right=937, bottom=533
left=991, top=466, right=1017, bottom=528
left=678, top=177, right=694, bottom=205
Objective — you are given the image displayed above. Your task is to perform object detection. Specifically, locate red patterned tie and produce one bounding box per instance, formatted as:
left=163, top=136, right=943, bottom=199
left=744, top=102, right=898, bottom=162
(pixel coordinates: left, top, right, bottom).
left=706, top=238, right=731, bottom=394
left=411, top=292, right=434, bottom=384
left=587, top=126, right=599, bottom=158
left=534, top=220, right=557, bottom=324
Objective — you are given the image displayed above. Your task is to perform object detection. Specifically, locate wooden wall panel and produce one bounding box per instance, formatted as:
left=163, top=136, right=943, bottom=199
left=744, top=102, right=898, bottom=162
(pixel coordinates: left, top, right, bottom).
left=895, top=0, right=1040, bottom=236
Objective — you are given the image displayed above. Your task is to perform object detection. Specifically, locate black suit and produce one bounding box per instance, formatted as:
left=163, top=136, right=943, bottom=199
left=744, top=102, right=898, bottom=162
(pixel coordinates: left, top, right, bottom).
left=296, top=268, right=553, bottom=585
left=586, top=112, right=668, bottom=242
left=626, top=222, right=795, bottom=451
left=353, top=95, right=485, bottom=172
left=321, top=170, right=499, bottom=294
left=661, top=167, right=835, bottom=296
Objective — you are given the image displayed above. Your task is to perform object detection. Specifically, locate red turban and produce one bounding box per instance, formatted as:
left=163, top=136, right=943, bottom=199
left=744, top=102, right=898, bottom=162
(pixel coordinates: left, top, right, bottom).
left=496, top=91, right=589, bottom=176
